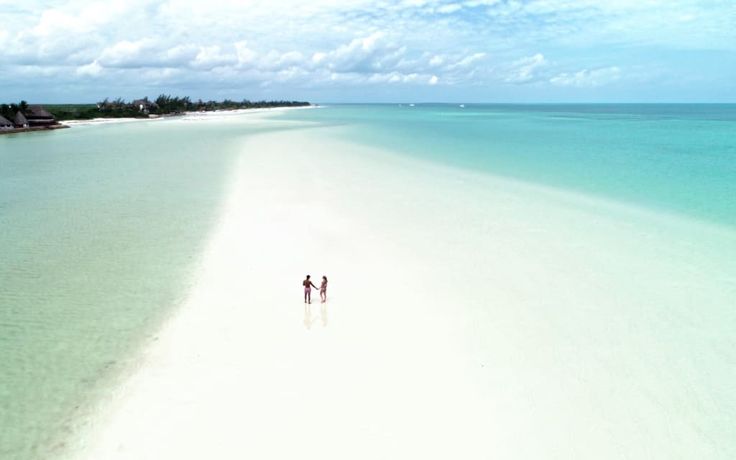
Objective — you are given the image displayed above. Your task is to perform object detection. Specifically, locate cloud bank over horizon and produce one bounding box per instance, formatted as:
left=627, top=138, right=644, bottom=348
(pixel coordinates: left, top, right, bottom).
left=1, top=0, right=734, bottom=102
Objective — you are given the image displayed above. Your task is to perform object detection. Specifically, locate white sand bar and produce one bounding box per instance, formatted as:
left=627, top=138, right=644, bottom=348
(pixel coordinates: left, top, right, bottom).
left=75, top=122, right=736, bottom=459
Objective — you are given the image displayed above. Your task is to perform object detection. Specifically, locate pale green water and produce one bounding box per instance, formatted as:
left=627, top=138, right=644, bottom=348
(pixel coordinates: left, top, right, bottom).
left=1, top=106, right=735, bottom=459
left=0, top=117, right=284, bottom=459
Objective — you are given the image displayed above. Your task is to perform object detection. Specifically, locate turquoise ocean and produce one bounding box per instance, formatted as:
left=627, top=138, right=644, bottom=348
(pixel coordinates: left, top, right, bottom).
left=1, top=105, right=735, bottom=459
left=281, top=104, right=736, bottom=227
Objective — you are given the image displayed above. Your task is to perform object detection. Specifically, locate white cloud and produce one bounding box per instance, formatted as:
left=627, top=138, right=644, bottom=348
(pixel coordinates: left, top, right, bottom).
left=319, top=32, right=392, bottom=72
left=76, top=60, right=103, bottom=77
left=162, top=45, right=199, bottom=66
left=300, top=32, right=423, bottom=79
left=234, top=42, right=258, bottom=67
left=504, top=53, right=546, bottom=83
left=1, top=0, right=733, bottom=101
left=278, top=51, right=305, bottom=67
left=139, top=67, right=184, bottom=83
left=550, top=66, right=621, bottom=87
left=463, top=0, right=501, bottom=6
left=191, top=45, right=237, bottom=70
left=446, top=52, right=487, bottom=70
left=98, top=40, right=154, bottom=68
left=312, top=52, right=327, bottom=65
left=437, top=3, right=463, bottom=14
left=429, top=55, right=445, bottom=66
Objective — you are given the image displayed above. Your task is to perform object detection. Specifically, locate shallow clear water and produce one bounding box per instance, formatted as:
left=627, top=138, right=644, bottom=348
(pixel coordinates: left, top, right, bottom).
left=1, top=105, right=735, bottom=459
left=0, top=118, right=268, bottom=459
left=282, top=104, right=736, bottom=227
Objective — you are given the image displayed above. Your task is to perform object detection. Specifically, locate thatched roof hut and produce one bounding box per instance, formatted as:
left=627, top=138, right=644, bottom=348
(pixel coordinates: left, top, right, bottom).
left=24, top=105, right=56, bottom=126
left=0, top=115, right=14, bottom=129
left=14, top=111, right=29, bottom=128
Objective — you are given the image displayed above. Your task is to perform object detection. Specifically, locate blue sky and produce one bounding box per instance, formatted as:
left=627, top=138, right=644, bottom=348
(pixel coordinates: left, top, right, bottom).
left=1, top=0, right=735, bottom=103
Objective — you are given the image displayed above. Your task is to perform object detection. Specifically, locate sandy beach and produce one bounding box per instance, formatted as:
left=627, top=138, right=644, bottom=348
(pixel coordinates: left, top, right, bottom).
left=5, top=0, right=735, bottom=457
left=59, top=106, right=316, bottom=127
left=69, top=119, right=735, bottom=459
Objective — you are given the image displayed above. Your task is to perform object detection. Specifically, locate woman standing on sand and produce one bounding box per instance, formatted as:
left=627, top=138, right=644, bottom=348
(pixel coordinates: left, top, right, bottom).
left=303, top=275, right=319, bottom=304
left=320, top=276, right=328, bottom=303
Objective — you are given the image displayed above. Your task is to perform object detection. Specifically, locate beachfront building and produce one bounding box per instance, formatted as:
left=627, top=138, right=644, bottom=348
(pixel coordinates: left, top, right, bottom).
left=24, top=105, right=56, bottom=127
left=14, top=111, right=29, bottom=128
left=0, top=115, right=14, bottom=130
left=132, top=98, right=158, bottom=114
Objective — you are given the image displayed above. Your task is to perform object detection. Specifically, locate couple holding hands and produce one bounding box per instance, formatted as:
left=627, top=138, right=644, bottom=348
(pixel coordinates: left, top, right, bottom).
left=302, top=275, right=328, bottom=304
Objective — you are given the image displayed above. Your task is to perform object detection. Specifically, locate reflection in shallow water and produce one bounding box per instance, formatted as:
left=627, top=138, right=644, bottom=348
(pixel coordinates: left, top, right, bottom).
left=303, top=304, right=314, bottom=330
left=303, top=302, right=328, bottom=329
left=320, top=303, right=328, bottom=327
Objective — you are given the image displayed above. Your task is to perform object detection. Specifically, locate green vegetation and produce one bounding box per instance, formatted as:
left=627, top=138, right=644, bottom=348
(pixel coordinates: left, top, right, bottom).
left=151, top=95, right=310, bottom=113
left=43, top=104, right=112, bottom=121
left=44, top=95, right=309, bottom=121
left=3, top=96, right=310, bottom=122
left=0, top=100, right=28, bottom=120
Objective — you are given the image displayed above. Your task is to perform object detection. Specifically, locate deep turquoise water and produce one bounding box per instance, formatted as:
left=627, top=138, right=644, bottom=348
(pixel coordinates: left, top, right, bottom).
left=0, top=105, right=734, bottom=459
left=282, top=104, right=736, bottom=228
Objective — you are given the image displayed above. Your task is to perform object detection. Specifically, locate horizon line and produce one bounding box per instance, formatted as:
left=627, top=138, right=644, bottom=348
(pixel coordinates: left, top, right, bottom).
left=31, top=100, right=736, bottom=106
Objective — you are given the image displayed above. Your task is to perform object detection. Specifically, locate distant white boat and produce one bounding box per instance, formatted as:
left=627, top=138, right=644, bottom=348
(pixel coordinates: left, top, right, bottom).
left=409, top=103, right=415, bottom=107
left=459, top=104, right=465, bottom=108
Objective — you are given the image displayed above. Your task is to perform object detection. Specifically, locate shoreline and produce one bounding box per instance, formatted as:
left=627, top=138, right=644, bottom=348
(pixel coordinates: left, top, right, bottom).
left=59, top=105, right=316, bottom=127
left=0, top=124, right=69, bottom=135
left=0, top=106, right=316, bottom=132
left=70, top=121, right=736, bottom=459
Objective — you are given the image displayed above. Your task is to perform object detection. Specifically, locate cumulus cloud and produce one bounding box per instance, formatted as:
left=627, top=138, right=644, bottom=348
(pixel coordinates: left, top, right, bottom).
left=550, top=66, right=621, bottom=87
left=314, top=32, right=397, bottom=73
left=98, top=40, right=155, bottom=68
left=429, top=55, right=445, bottom=66
left=437, top=3, right=462, bottom=14
left=503, top=53, right=547, bottom=83
left=161, top=45, right=200, bottom=67
left=0, top=0, right=733, bottom=100
left=76, top=60, right=103, bottom=77
left=191, top=46, right=237, bottom=70
left=446, top=52, right=487, bottom=70
left=234, top=42, right=258, bottom=66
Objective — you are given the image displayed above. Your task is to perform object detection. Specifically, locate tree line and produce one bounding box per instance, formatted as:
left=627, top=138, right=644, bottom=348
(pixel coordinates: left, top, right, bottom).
left=148, top=95, right=310, bottom=113
left=96, top=95, right=310, bottom=116
left=2, top=96, right=311, bottom=121
left=0, top=101, right=29, bottom=120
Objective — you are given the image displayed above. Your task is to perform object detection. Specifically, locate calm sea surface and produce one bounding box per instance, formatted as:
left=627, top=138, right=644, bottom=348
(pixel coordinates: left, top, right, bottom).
left=283, top=104, right=736, bottom=227
left=0, top=118, right=254, bottom=458
left=1, top=105, right=735, bottom=459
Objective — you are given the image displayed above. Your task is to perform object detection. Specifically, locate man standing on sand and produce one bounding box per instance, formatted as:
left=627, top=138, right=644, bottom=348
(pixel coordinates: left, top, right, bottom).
left=303, top=275, right=319, bottom=304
